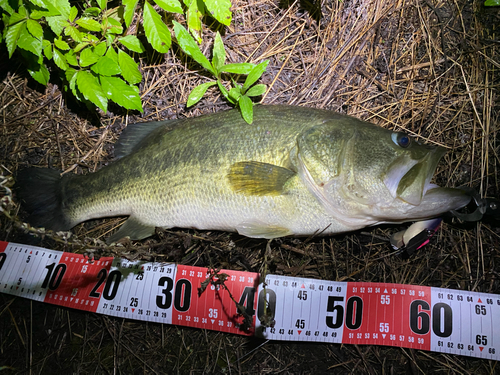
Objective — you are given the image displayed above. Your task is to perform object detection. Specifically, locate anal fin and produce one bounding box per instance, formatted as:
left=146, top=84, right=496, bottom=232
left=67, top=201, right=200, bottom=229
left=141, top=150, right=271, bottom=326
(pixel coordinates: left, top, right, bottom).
left=236, top=220, right=292, bottom=239
left=106, top=217, right=156, bottom=244
left=227, top=161, right=295, bottom=196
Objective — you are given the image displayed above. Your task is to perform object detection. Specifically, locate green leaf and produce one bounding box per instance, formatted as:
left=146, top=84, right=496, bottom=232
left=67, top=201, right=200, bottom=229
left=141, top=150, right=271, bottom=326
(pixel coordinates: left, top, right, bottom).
left=31, top=0, right=69, bottom=18
left=238, top=95, right=253, bottom=124
left=143, top=2, right=171, bottom=53
left=30, top=0, right=62, bottom=16
left=245, top=84, right=266, bottom=97
left=80, top=47, right=100, bottom=67
left=0, top=0, right=14, bottom=15
left=173, top=21, right=214, bottom=74
left=83, top=7, right=101, bottom=16
left=104, top=5, right=124, bottom=22
left=52, top=0, right=70, bottom=17
left=54, top=38, right=70, bottom=50
left=228, top=87, right=242, bottom=102
left=105, top=17, right=123, bottom=34
left=118, top=49, right=142, bottom=84
left=82, top=33, right=99, bottom=43
left=31, top=0, right=67, bottom=18
left=31, top=10, right=57, bottom=20
left=204, top=0, right=232, bottom=26
left=47, top=16, right=69, bottom=35
left=91, top=55, right=121, bottom=76
left=217, top=80, right=233, bottom=103
left=484, top=0, right=500, bottom=5
left=123, top=0, right=139, bottom=27
left=220, top=63, right=255, bottom=74
left=26, top=19, right=43, bottom=39
left=96, top=0, right=107, bottom=10
left=43, top=41, right=53, bottom=59
left=64, top=25, right=82, bottom=41
left=243, top=60, right=269, bottom=89
left=185, top=0, right=202, bottom=43
left=53, top=48, right=68, bottom=70
left=118, top=35, right=145, bottom=53
left=65, top=50, right=78, bottom=65
left=100, top=76, right=143, bottom=112
left=155, top=0, right=183, bottom=13
left=76, top=70, right=108, bottom=111
left=212, top=32, right=225, bottom=73
left=187, top=81, right=217, bottom=107
left=66, top=68, right=80, bottom=98
left=28, top=63, right=50, bottom=85
left=69, top=6, right=78, bottom=22
left=74, top=42, right=89, bottom=53
left=18, top=24, right=43, bottom=56
left=5, top=14, right=26, bottom=57
left=76, top=17, right=102, bottom=32
left=106, top=46, right=119, bottom=63
left=94, top=42, right=107, bottom=56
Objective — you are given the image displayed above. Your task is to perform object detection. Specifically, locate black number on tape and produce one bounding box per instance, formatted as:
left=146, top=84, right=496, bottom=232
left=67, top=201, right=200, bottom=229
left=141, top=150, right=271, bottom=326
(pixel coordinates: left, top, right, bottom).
left=89, top=269, right=107, bottom=298
left=156, top=276, right=174, bottom=309
left=88, top=269, right=122, bottom=300
left=238, top=287, right=256, bottom=316
left=345, top=296, right=363, bottom=330
left=326, top=296, right=344, bottom=329
left=475, top=305, right=487, bottom=315
left=476, top=335, right=488, bottom=345
left=297, top=291, right=307, bottom=300
left=174, top=279, right=192, bottom=312
left=325, top=295, right=363, bottom=330
left=41, top=263, right=66, bottom=290
left=103, top=270, right=122, bottom=300
left=410, top=300, right=430, bottom=334
left=432, top=303, right=453, bottom=337
left=257, top=288, right=277, bottom=320
left=0, top=253, right=6, bottom=271
left=295, top=319, right=305, bottom=329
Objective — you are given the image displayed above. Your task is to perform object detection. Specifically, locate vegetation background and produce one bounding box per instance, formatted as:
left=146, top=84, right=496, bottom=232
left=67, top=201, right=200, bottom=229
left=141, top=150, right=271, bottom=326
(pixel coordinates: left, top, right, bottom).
left=0, top=0, right=499, bottom=373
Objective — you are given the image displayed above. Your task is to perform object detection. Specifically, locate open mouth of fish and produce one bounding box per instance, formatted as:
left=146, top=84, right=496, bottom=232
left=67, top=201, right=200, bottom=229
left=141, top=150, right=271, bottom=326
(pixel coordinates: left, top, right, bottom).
left=384, top=146, right=447, bottom=206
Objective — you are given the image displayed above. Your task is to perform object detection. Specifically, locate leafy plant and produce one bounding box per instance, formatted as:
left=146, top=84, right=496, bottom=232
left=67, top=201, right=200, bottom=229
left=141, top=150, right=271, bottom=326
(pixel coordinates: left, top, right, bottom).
left=175, top=23, right=269, bottom=124
left=0, top=0, right=268, bottom=123
left=484, top=0, right=499, bottom=5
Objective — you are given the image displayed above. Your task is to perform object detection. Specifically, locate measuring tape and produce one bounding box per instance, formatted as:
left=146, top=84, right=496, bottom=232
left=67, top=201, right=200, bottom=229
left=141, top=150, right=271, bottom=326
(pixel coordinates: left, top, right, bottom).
left=1, top=240, right=498, bottom=360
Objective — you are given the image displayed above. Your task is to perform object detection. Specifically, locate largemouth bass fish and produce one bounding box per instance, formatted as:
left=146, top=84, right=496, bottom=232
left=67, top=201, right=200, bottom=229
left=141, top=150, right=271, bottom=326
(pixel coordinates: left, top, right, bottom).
left=16, top=105, right=470, bottom=243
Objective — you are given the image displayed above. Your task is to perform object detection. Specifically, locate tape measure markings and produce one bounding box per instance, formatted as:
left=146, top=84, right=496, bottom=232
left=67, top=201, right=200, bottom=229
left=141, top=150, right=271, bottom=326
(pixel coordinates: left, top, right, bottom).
left=1, top=240, right=499, bottom=360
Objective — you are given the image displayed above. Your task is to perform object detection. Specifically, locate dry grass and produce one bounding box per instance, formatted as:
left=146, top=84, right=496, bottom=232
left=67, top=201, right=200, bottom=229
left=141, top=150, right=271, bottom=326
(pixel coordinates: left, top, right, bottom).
left=0, top=0, right=499, bottom=373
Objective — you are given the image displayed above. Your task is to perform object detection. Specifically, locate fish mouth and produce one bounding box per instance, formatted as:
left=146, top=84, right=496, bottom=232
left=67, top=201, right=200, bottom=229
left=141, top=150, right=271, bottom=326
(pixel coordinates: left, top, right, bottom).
left=384, top=146, right=446, bottom=205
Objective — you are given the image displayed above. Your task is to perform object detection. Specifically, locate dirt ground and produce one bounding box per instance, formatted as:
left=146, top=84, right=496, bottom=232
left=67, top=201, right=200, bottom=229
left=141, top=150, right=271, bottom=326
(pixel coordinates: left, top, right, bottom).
left=0, top=0, right=499, bottom=373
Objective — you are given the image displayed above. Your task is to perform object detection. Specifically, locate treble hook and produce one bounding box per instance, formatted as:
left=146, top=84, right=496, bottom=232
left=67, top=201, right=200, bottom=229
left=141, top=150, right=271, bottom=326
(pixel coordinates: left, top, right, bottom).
left=451, top=187, right=500, bottom=222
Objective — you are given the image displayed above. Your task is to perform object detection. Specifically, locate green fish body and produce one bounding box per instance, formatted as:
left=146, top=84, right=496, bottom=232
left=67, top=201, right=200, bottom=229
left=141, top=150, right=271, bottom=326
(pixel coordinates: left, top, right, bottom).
left=16, top=105, right=470, bottom=243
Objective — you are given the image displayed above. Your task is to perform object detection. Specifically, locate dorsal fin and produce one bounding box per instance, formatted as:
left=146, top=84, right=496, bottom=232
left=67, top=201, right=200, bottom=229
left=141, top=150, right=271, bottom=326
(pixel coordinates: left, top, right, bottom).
left=115, top=118, right=183, bottom=159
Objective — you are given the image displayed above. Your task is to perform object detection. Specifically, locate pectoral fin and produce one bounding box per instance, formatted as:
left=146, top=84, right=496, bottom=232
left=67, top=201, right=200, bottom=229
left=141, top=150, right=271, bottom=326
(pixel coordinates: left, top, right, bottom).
left=236, top=220, right=292, bottom=239
left=227, top=161, right=295, bottom=196
left=106, top=217, right=156, bottom=244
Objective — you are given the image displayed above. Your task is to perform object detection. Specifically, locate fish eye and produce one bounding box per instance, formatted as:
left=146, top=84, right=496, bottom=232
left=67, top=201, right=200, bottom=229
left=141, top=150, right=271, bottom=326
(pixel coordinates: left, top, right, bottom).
left=391, top=132, right=411, bottom=148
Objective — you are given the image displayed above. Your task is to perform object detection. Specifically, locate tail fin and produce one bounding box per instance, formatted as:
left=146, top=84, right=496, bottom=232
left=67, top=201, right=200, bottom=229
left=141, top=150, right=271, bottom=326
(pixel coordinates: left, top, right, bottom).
left=15, top=168, right=73, bottom=231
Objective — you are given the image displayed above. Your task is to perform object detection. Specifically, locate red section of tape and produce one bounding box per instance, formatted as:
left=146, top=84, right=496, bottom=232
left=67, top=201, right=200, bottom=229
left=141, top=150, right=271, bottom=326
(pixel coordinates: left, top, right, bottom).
left=342, top=282, right=432, bottom=351
left=172, top=265, right=259, bottom=335
left=43, top=252, right=114, bottom=312
left=0, top=241, right=7, bottom=252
